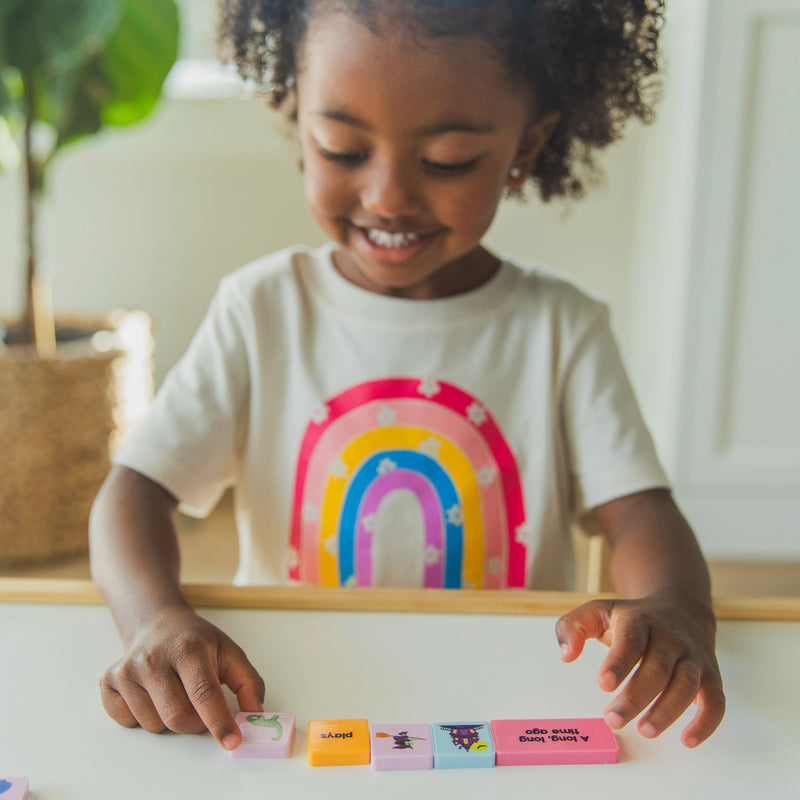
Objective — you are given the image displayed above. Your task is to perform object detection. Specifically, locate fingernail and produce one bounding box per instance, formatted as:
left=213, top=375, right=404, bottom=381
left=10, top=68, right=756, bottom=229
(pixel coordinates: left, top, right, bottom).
left=605, top=711, right=625, bottom=730
left=560, top=643, right=569, bottom=659
left=684, top=736, right=699, bottom=749
left=222, top=733, right=240, bottom=751
left=598, top=670, right=617, bottom=691
left=639, top=721, right=658, bottom=738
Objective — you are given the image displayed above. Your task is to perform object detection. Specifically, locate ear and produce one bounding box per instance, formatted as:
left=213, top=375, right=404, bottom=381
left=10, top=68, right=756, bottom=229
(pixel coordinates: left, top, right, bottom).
left=507, top=109, right=561, bottom=191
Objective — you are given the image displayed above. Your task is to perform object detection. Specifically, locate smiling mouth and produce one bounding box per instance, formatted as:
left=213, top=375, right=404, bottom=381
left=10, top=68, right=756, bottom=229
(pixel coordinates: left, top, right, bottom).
left=363, top=228, right=424, bottom=248
left=346, top=221, right=441, bottom=265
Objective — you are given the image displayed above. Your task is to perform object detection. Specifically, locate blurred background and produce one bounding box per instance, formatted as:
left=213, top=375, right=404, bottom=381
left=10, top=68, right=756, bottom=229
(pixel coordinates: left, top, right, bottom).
left=1, top=0, right=798, bottom=589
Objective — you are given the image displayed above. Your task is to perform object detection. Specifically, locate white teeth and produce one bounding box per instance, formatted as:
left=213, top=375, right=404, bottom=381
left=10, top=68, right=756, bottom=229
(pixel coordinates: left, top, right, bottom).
left=365, top=228, right=421, bottom=248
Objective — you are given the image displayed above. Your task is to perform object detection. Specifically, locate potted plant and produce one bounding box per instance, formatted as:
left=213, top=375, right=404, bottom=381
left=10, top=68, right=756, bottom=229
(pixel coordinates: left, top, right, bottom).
left=0, top=0, right=179, bottom=566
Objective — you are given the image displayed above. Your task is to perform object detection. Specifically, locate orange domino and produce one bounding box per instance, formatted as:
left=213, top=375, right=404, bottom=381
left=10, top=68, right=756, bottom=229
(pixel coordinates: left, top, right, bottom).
left=308, top=719, right=371, bottom=766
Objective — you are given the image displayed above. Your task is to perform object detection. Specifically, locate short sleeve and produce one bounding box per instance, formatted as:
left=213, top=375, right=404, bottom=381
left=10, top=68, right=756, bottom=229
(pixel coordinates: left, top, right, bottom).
left=114, top=278, right=251, bottom=516
left=561, top=305, right=670, bottom=513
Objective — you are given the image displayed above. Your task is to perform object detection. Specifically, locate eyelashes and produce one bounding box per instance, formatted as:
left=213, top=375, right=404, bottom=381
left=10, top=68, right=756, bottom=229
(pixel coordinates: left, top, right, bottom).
left=316, top=147, right=367, bottom=167
left=423, top=156, right=483, bottom=176
left=315, top=145, right=483, bottom=177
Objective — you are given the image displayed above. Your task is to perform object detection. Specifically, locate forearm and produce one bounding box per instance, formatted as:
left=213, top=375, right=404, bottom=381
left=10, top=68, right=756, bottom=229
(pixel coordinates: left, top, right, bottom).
left=89, top=465, right=189, bottom=647
left=593, top=489, right=713, bottom=611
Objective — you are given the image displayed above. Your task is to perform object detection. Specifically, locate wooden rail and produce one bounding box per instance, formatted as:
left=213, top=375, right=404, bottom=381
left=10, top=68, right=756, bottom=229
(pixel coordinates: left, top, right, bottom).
left=1, top=578, right=798, bottom=620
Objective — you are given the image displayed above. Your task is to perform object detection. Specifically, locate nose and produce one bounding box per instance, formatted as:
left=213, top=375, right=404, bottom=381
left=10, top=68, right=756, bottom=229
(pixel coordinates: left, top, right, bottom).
left=359, top=155, right=421, bottom=219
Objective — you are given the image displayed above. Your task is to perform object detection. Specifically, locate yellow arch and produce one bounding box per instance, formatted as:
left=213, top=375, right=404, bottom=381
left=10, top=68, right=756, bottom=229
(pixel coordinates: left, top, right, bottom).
left=319, top=426, right=484, bottom=588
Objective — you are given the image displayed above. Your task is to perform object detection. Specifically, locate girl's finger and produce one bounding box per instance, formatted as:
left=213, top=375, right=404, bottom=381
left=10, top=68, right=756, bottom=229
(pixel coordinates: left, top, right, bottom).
left=603, top=638, right=678, bottom=730
left=105, top=669, right=167, bottom=734
left=145, top=668, right=207, bottom=735
left=99, top=678, right=139, bottom=729
left=635, top=657, right=702, bottom=738
left=174, top=646, right=241, bottom=750
left=597, top=610, right=651, bottom=692
left=679, top=674, right=726, bottom=748
left=555, top=599, right=616, bottom=661
left=218, top=640, right=266, bottom=714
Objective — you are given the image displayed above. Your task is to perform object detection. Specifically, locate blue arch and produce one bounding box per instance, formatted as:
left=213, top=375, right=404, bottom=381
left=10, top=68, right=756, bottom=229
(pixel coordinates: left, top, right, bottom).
left=338, top=449, right=463, bottom=588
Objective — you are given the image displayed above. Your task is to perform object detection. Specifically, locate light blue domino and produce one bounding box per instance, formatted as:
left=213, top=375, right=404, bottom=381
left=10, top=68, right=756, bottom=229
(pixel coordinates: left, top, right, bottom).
left=431, top=722, right=495, bottom=769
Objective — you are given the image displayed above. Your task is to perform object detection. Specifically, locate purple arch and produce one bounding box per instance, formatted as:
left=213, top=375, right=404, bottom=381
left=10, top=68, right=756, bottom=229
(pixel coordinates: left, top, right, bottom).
left=355, top=469, right=444, bottom=587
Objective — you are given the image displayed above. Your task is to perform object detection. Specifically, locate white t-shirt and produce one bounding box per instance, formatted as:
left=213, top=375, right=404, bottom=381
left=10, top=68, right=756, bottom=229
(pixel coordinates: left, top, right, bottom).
left=115, top=244, right=668, bottom=590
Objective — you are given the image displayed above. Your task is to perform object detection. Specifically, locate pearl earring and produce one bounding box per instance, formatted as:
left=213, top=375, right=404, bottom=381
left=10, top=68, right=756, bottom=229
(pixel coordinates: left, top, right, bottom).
left=509, top=167, right=522, bottom=180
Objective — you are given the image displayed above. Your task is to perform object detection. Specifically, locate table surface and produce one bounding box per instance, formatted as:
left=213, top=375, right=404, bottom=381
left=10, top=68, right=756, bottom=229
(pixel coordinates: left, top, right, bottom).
left=1, top=595, right=798, bottom=799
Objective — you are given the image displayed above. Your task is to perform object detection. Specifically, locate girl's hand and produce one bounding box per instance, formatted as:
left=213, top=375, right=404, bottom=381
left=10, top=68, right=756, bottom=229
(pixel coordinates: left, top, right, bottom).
left=99, top=605, right=265, bottom=750
left=555, top=597, right=725, bottom=748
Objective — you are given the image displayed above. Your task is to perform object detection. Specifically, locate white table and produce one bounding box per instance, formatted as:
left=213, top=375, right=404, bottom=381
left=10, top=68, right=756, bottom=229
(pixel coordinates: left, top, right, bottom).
left=1, top=584, right=798, bottom=799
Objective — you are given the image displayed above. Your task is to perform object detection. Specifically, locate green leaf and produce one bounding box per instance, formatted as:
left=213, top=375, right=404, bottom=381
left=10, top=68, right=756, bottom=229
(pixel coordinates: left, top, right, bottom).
left=0, top=68, right=24, bottom=176
left=47, top=57, right=110, bottom=147
left=0, top=116, right=21, bottom=170
left=1, top=0, right=179, bottom=160
left=101, top=0, right=180, bottom=127
left=0, top=67, right=23, bottom=116
left=0, top=0, right=121, bottom=73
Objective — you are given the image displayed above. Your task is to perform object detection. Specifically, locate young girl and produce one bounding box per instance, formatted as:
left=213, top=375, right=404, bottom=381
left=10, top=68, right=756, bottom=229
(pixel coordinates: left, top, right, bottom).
left=90, top=0, right=725, bottom=754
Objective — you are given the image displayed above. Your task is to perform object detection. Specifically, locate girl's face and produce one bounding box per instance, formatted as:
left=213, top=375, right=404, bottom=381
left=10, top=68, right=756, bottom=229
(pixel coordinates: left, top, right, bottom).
left=296, top=5, right=558, bottom=299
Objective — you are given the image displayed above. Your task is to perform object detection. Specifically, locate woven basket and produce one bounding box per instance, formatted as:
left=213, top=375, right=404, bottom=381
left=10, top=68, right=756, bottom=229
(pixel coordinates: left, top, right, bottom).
left=0, top=311, right=153, bottom=567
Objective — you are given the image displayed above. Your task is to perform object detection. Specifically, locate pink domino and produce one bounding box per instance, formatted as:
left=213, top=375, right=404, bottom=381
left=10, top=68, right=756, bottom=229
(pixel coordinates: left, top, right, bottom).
left=490, top=718, right=619, bottom=765
left=0, top=777, right=30, bottom=800
left=370, top=723, right=433, bottom=770
left=229, top=712, right=295, bottom=758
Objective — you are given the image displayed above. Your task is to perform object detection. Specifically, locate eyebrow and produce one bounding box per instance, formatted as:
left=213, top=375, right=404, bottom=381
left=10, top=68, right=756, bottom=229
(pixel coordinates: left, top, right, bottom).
left=311, top=109, right=495, bottom=136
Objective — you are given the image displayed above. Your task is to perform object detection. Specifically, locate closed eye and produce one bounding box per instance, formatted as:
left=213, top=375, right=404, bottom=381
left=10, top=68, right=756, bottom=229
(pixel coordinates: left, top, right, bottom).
left=316, top=144, right=483, bottom=176
left=316, top=145, right=367, bottom=167
left=422, top=156, right=483, bottom=176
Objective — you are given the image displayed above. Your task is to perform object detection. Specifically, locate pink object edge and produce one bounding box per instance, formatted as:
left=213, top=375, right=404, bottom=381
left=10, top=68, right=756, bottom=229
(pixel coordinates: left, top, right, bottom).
left=490, top=718, right=619, bottom=766
left=228, top=712, right=295, bottom=759
left=0, top=777, right=30, bottom=800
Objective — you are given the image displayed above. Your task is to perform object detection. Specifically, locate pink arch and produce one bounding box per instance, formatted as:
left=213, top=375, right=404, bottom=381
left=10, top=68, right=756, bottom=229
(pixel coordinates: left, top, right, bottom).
left=290, top=378, right=527, bottom=587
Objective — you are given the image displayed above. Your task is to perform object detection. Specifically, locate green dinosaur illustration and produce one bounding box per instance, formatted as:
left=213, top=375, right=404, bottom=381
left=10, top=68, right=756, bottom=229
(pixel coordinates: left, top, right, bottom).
left=246, top=714, right=283, bottom=741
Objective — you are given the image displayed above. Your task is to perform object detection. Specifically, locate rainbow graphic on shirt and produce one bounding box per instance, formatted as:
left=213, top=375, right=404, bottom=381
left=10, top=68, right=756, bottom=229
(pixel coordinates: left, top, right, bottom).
left=287, top=377, right=531, bottom=588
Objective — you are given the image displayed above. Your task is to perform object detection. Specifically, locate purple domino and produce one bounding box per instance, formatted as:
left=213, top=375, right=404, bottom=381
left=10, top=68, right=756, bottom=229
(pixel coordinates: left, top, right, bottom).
left=0, top=777, right=30, bottom=800
left=490, top=718, right=619, bottom=765
left=229, top=712, right=296, bottom=758
left=370, top=724, right=433, bottom=770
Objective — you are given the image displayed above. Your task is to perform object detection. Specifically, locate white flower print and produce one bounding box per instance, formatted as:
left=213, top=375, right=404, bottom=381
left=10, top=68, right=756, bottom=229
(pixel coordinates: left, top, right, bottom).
left=466, top=402, right=487, bottom=426
left=311, top=404, right=330, bottom=425
left=424, top=545, right=442, bottom=566
left=446, top=504, right=463, bottom=526
left=302, top=501, right=319, bottom=523
left=487, top=556, right=501, bottom=576
left=462, top=578, right=476, bottom=590
left=286, top=547, right=299, bottom=570
left=419, top=436, right=441, bottom=458
left=514, top=521, right=534, bottom=549
left=329, top=457, right=349, bottom=479
left=477, top=466, right=496, bottom=487
left=377, top=458, right=397, bottom=475
left=344, top=574, right=358, bottom=588
left=361, top=513, right=378, bottom=533
left=323, top=535, right=338, bottom=556
left=418, top=376, right=441, bottom=398
left=376, top=405, right=397, bottom=427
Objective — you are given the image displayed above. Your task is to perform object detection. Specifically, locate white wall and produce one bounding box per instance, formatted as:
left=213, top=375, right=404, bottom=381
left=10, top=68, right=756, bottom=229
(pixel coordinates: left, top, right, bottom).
left=625, top=0, right=800, bottom=559
left=625, top=0, right=708, bottom=473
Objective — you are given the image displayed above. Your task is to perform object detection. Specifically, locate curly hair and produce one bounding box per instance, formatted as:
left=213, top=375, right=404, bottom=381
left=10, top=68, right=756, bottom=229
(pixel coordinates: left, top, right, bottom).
left=217, top=0, right=664, bottom=201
